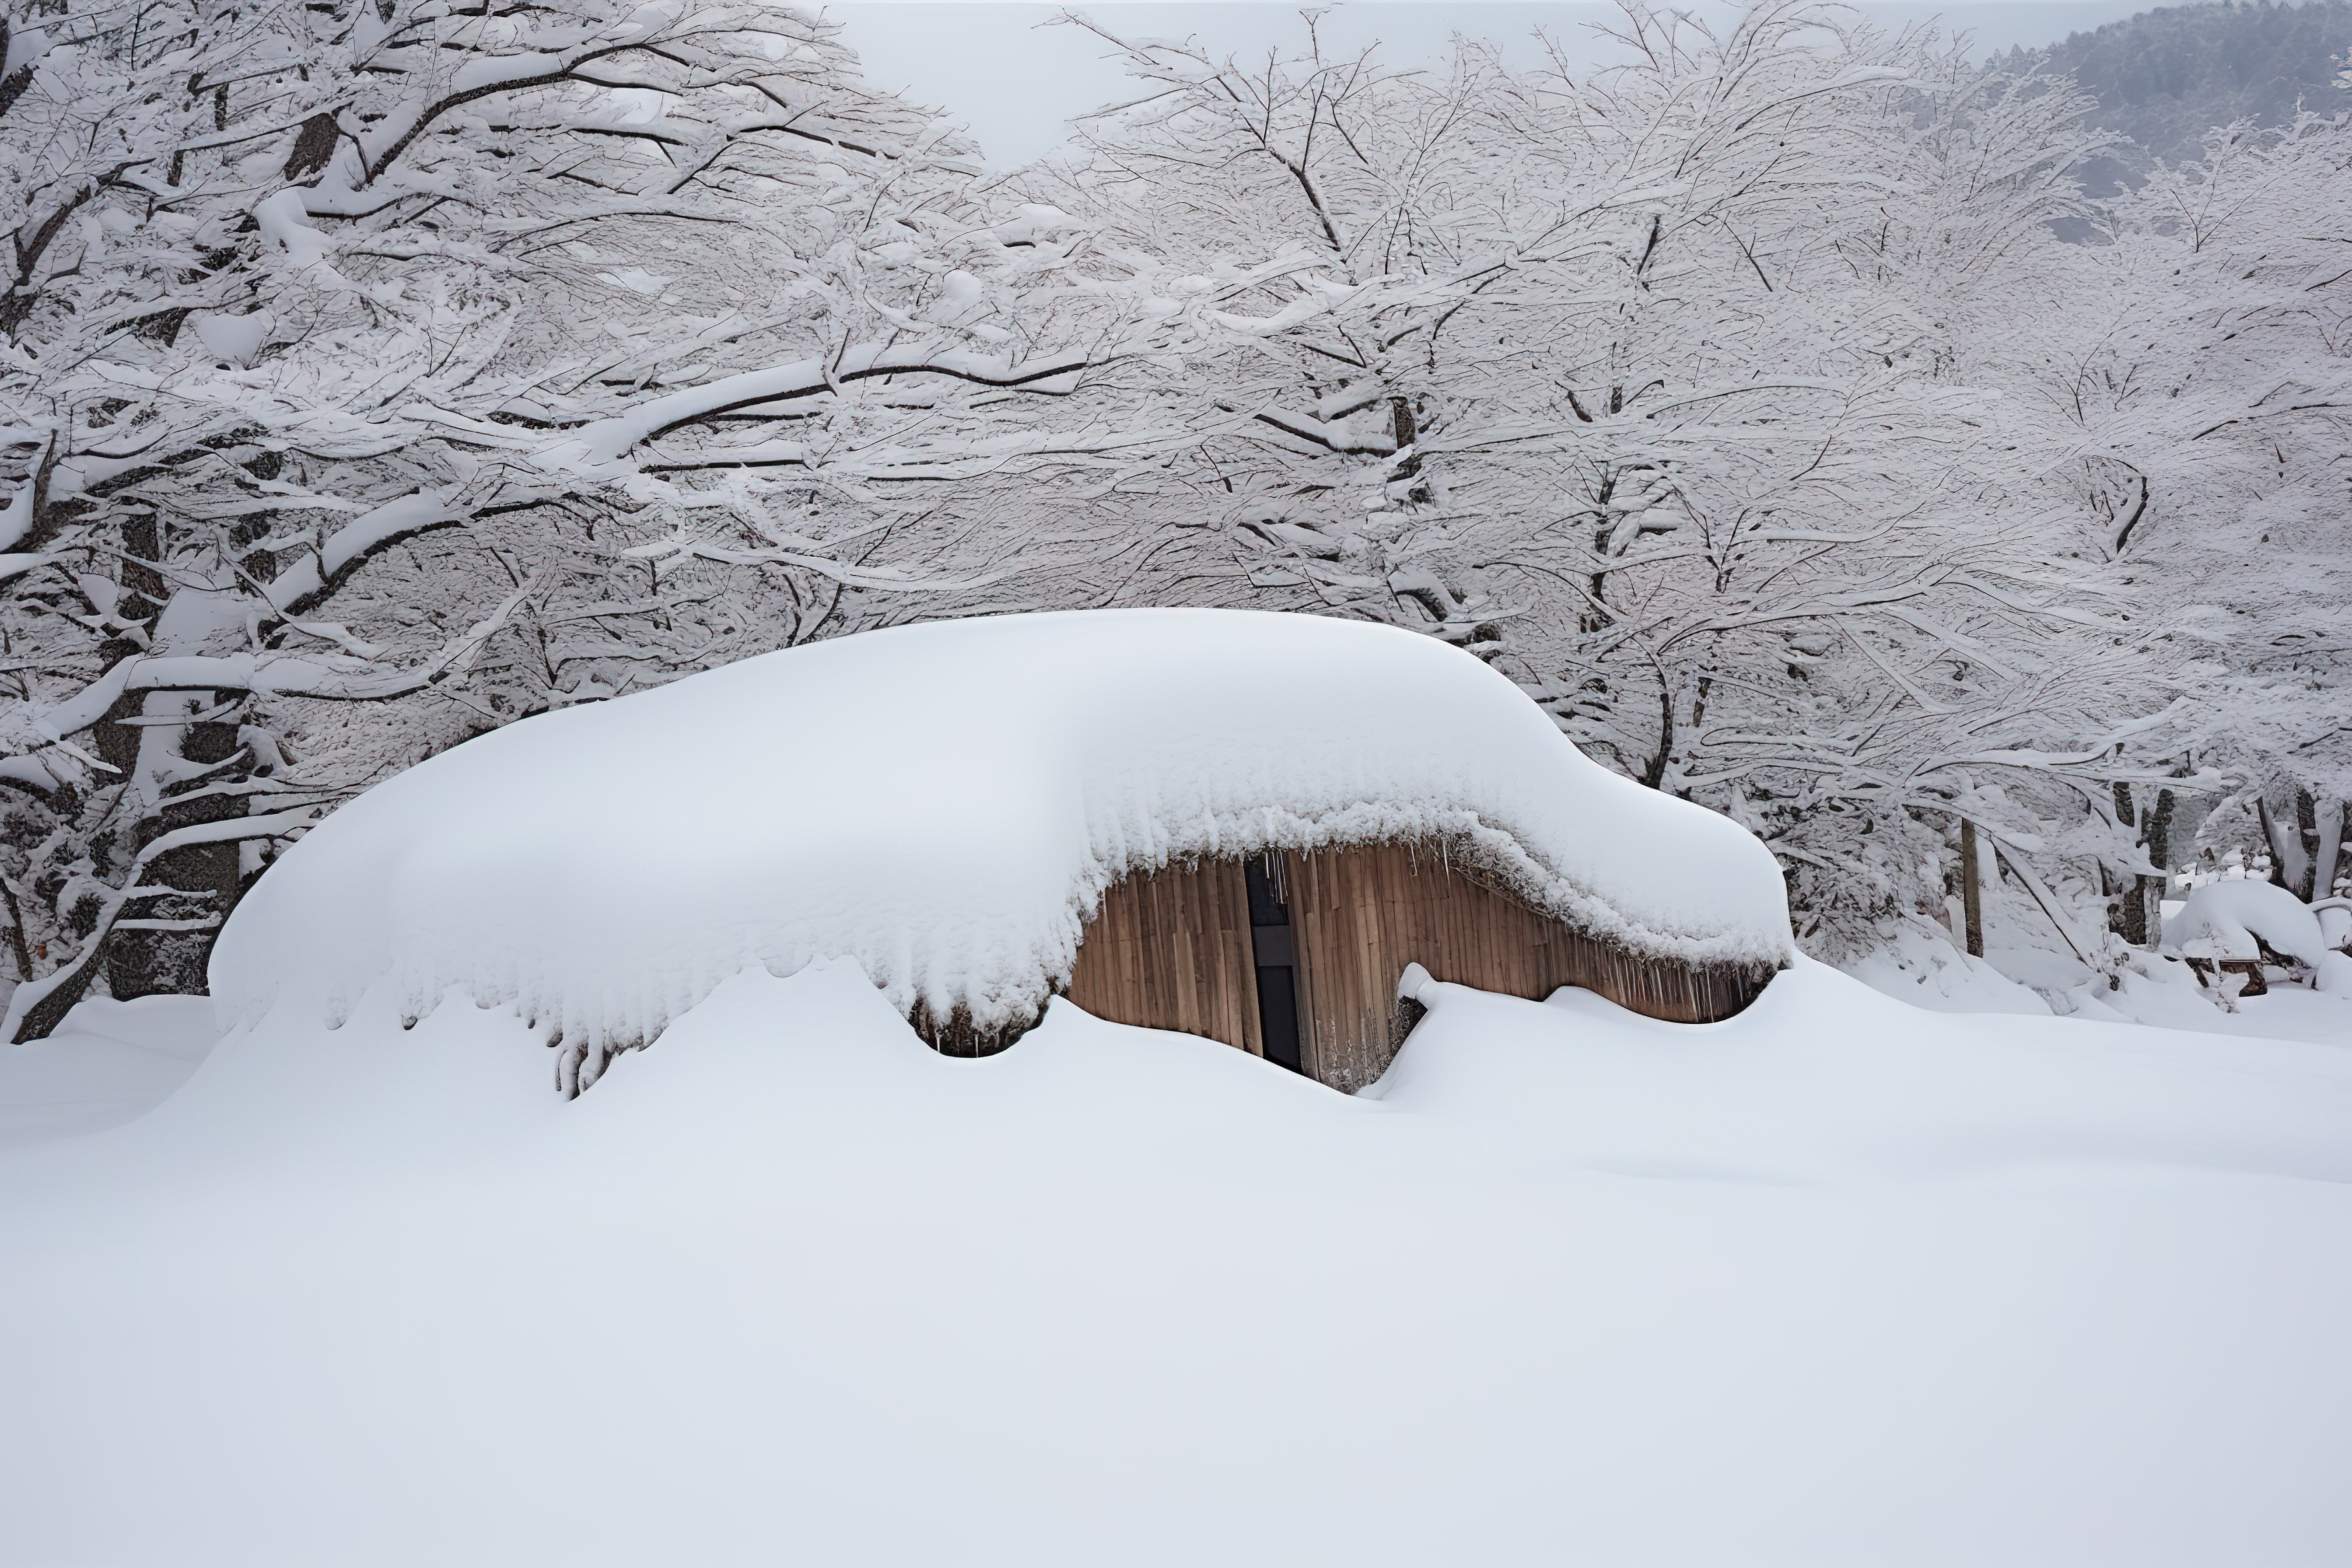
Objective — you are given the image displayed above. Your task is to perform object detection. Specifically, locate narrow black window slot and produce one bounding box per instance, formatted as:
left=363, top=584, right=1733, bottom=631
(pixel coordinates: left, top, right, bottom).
left=1246, top=857, right=1304, bottom=1074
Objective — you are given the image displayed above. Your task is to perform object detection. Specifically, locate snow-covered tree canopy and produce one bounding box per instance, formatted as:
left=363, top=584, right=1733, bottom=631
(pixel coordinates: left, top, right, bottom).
left=3, top=0, right=2347, bottom=1035
left=0, top=0, right=1161, bottom=1036
left=1001, top=7, right=2252, bottom=955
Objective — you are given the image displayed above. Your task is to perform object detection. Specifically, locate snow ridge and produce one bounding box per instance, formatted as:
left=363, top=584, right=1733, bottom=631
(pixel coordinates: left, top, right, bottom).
left=210, top=611, right=1794, bottom=1064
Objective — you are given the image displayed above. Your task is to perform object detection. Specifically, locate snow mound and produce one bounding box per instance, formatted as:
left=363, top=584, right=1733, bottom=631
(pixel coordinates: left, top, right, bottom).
left=0, top=995, right=217, bottom=1149
left=7, top=960, right=2352, bottom=1564
left=2170, top=879, right=2327, bottom=966
left=1842, top=924, right=2052, bottom=1015
left=212, top=610, right=1793, bottom=1054
left=2320, top=952, right=2352, bottom=997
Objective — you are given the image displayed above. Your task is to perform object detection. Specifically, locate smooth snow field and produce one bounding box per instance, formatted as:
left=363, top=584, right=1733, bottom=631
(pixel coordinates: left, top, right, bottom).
left=4, top=961, right=2350, bottom=1567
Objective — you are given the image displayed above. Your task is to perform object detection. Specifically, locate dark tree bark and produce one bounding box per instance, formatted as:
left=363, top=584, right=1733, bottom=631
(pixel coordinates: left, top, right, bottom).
left=2142, top=787, right=2176, bottom=948
left=2296, top=789, right=2320, bottom=901
left=1960, top=818, right=1985, bottom=958
left=2111, top=783, right=2147, bottom=946
left=107, top=706, right=247, bottom=1000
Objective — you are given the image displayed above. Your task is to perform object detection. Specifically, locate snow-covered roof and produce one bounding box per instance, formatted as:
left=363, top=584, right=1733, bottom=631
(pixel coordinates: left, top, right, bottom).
left=212, top=610, right=1795, bottom=1047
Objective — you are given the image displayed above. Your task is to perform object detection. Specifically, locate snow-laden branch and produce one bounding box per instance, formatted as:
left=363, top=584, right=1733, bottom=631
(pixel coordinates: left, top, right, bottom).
left=549, top=346, right=1099, bottom=469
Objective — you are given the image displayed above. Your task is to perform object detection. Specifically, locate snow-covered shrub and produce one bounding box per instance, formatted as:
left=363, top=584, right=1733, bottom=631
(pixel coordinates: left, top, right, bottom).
left=2169, top=880, right=2328, bottom=971
left=2318, top=952, right=2352, bottom=996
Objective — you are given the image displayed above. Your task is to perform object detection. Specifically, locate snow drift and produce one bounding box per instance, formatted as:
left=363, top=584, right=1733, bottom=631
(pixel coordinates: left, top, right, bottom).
left=211, top=610, right=1792, bottom=1065
left=6, top=959, right=2351, bottom=1565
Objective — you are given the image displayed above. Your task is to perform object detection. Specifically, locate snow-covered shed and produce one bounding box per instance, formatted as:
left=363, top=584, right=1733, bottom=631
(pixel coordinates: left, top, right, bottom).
left=212, top=610, right=1795, bottom=1093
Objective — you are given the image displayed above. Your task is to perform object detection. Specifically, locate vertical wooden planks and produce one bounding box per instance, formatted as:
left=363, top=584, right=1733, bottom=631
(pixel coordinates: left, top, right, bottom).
left=1062, top=840, right=1775, bottom=1092
left=1066, top=858, right=1262, bottom=1055
left=1275, top=842, right=1774, bottom=1090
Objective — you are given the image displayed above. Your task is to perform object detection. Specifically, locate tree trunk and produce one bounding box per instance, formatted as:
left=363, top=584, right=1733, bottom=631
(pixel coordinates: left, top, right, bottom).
left=10, top=938, right=108, bottom=1043
left=2261, top=795, right=2310, bottom=895
left=2313, top=799, right=2346, bottom=907
left=0, top=874, right=33, bottom=983
left=105, top=693, right=247, bottom=1000
left=2143, top=787, right=2175, bottom=948
left=2110, top=783, right=2146, bottom=946
left=2296, top=789, right=2320, bottom=901
left=1960, top=818, right=1985, bottom=958
left=1389, top=396, right=1419, bottom=478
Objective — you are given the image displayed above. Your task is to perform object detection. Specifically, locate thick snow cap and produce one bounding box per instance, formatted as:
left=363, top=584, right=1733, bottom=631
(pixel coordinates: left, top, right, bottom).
left=2170, top=879, right=2327, bottom=967
left=212, top=610, right=1795, bottom=1046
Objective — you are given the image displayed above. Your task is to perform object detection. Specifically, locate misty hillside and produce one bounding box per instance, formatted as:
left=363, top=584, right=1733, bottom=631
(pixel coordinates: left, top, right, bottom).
left=2002, top=0, right=2352, bottom=188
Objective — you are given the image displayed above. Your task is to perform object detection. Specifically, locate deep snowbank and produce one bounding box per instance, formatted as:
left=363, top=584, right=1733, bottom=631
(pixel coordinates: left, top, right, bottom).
left=0, top=995, right=215, bottom=1149
left=210, top=610, right=1792, bottom=1053
left=3, top=962, right=2348, bottom=1566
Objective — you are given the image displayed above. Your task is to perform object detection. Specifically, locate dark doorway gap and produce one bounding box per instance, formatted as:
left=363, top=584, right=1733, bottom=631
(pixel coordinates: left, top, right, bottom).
left=1246, top=857, right=1305, bottom=1074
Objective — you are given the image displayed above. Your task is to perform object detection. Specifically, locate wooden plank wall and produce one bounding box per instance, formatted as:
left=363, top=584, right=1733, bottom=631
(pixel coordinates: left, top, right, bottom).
left=1063, top=857, right=1263, bottom=1057
left=1280, top=843, right=1767, bottom=1091
left=1062, top=841, right=1775, bottom=1092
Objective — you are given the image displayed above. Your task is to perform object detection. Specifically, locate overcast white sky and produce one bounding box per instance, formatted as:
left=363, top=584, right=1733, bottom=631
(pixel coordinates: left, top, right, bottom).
left=826, top=2, right=2150, bottom=167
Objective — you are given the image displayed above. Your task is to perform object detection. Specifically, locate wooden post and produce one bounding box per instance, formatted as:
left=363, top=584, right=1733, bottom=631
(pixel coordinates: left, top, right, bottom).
left=1960, top=818, right=1985, bottom=958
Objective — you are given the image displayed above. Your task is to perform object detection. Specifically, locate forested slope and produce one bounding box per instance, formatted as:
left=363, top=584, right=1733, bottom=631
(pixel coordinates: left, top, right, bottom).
left=1999, top=0, right=2352, bottom=188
